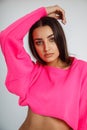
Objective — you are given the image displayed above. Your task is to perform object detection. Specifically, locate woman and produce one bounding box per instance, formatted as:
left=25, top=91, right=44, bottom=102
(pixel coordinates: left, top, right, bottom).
left=0, top=5, right=87, bottom=130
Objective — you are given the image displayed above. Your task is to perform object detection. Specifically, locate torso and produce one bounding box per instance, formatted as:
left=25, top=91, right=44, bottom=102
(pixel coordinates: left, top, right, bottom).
left=19, top=60, right=74, bottom=130
left=19, top=108, right=71, bottom=130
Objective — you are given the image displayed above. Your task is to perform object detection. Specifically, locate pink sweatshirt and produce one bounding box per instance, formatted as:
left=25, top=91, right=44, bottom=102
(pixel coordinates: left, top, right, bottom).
left=0, top=7, right=87, bottom=130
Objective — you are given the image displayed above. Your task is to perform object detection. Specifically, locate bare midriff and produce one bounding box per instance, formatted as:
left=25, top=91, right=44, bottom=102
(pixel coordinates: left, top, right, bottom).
left=19, top=108, right=71, bottom=130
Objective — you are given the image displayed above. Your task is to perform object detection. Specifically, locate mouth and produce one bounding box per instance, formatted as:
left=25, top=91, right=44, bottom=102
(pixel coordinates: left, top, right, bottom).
left=44, top=53, right=54, bottom=58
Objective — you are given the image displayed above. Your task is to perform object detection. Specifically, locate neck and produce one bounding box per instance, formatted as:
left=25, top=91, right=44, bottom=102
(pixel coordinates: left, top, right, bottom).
left=46, top=58, right=70, bottom=69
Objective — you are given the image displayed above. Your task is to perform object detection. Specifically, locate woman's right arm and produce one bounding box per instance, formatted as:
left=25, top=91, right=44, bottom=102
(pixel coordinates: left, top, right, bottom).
left=0, top=7, right=47, bottom=51
left=0, top=7, right=47, bottom=102
left=0, top=5, right=66, bottom=105
left=0, top=5, right=66, bottom=52
left=0, top=7, right=47, bottom=79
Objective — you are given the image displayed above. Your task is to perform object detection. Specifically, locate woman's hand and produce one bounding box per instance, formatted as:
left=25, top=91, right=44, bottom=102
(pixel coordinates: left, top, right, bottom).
left=46, top=5, right=66, bottom=24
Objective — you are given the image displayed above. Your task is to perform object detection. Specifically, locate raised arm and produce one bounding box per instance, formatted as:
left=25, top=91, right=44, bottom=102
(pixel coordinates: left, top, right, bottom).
left=0, top=7, right=47, bottom=48
left=0, top=5, right=66, bottom=45
left=0, top=5, right=66, bottom=105
left=0, top=7, right=47, bottom=101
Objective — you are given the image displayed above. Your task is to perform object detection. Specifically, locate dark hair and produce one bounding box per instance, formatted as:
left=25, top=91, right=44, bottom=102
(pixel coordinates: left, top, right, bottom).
left=28, top=16, right=71, bottom=65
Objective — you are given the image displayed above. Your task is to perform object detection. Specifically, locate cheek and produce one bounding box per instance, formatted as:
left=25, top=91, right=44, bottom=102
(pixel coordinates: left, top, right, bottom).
left=53, top=44, right=59, bottom=52
left=54, top=46, right=60, bottom=56
left=35, top=46, right=43, bottom=55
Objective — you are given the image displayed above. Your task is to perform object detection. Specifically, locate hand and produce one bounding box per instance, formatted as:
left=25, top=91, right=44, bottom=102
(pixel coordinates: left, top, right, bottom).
left=46, top=5, right=66, bottom=24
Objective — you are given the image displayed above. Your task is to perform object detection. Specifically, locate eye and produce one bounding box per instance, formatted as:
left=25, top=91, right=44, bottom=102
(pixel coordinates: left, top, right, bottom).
left=35, top=40, right=43, bottom=45
left=49, top=37, right=55, bottom=42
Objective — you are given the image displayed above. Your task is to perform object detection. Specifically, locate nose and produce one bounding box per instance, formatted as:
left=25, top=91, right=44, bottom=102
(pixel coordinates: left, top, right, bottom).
left=44, top=42, right=50, bottom=52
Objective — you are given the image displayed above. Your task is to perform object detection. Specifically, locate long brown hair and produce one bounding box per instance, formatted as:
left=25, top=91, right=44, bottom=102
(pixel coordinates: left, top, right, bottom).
left=28, top=16, right=71, bottom=65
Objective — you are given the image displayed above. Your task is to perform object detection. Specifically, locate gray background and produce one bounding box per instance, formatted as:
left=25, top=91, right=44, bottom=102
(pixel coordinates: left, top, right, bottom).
left=0, top=0, right=87, bottom=130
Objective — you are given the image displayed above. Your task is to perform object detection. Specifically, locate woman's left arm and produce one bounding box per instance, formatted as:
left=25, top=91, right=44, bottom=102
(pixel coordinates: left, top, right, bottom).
left=78, top=76, right=87, bottom=130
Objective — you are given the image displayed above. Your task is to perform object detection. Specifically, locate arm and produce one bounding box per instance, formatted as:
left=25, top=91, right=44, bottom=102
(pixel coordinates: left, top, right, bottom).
left=0, top=5, right=66, bottom=50
left=0, top=7, right=47, bottom=50
left=0, top=7, right=47, bottom=103
left=0, top=5, right=66, bottom=105
left=78, top=76, right=87, bottom=130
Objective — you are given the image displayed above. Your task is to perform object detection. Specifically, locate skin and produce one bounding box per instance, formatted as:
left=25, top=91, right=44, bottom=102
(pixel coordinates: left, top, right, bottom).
left=19, top=109, right=71, bottom=130
left=33, top=25, right=68, bottom=68
left=46, top=5, right=66, bottom=24
left=33, top=25, right=60, bottom=67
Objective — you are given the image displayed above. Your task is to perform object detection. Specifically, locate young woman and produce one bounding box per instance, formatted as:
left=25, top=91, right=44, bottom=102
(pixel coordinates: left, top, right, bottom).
left=0, top=5, right=87, bottom=130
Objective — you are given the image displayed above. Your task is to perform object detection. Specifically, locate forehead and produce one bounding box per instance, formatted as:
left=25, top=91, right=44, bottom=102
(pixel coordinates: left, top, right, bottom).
left=32, top=25, right=53, bottom=39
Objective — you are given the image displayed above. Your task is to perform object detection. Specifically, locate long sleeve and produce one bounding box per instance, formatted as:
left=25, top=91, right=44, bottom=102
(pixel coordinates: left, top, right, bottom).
left=78, top=67, right=87, bottom=130
left=0, top=7, right=47, bottom=47
left=0, top=7, right=47, bottom=105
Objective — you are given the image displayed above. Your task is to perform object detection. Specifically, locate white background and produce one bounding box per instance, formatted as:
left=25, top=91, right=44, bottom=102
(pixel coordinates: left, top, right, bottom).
left=0, top=0, right=87, bottom=130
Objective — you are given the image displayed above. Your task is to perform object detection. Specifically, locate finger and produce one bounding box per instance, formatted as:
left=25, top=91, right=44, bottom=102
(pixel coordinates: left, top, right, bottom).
left=57, top=12, right=66, bottom=24
left=48, top=12, right=66, bottom=24
left=55, top=6, right=66, bottom=24
left=48, top=13, right=58, bottom=19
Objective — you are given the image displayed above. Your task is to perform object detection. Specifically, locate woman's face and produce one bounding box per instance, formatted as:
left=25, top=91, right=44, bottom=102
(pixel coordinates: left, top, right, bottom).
left=32, top=25, right=59, bottom=66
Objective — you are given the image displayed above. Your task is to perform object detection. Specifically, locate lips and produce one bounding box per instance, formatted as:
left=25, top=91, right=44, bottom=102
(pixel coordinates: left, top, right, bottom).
left=44, top=53, right=54, bottom=58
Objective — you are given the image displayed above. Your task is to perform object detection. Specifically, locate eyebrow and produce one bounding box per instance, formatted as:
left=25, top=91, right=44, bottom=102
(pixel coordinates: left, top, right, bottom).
left=47, top=34, right=54, bottom=38
left=33, top=34, right=54, bottom=41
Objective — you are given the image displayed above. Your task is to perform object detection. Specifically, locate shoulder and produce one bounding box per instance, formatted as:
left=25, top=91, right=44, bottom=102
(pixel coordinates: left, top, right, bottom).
left=77, top=58, right=87, bottom=65
left=70, top=57, right=87, bottom=80
left=74, top=57, right=87, bottom=71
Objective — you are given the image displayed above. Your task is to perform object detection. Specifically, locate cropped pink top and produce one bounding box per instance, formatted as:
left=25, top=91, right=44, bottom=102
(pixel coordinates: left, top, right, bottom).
left=0, top=7, right=87, bottom=130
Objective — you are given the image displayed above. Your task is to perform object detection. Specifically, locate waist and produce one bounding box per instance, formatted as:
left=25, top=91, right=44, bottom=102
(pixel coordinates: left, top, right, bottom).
left=19, top=109, right=72, bottom=130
